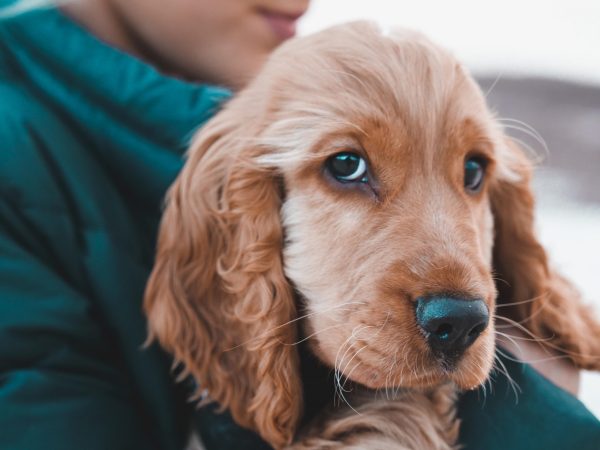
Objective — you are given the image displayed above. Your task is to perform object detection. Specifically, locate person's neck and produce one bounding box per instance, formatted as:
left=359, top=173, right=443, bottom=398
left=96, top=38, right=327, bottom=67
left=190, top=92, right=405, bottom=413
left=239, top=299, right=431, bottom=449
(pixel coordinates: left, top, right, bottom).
left=61, top=0, right=144, bottom=60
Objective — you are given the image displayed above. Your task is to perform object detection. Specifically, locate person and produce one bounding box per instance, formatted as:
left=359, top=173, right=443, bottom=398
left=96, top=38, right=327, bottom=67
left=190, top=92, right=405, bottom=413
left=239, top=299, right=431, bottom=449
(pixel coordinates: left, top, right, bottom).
left=0, top=1, right=598, bottom=449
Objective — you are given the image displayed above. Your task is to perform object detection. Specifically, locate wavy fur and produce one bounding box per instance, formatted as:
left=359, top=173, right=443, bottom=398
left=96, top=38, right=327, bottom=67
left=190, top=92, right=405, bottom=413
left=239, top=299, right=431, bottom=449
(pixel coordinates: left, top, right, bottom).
left=145, top=22, right=600, bottom=449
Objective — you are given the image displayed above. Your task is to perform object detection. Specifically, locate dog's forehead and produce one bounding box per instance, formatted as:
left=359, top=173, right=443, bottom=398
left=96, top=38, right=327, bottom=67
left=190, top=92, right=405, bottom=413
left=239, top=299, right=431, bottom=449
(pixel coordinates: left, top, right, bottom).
left=268, top=22, right=489, bottom=132
left=254, top=22, right=498, bottom=173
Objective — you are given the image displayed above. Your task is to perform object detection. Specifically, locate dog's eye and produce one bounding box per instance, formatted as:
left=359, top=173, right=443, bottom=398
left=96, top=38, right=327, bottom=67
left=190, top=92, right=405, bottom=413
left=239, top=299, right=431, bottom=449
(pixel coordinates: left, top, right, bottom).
left=326, top=152, right=368, bottom=183
left=464, top=157, right=486, bottom=192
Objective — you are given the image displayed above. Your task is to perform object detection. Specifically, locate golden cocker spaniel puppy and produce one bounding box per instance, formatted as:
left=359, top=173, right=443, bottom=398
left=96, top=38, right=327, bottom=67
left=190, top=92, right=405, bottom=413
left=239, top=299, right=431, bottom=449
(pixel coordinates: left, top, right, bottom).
left=144, top=22, right=600, bottom=449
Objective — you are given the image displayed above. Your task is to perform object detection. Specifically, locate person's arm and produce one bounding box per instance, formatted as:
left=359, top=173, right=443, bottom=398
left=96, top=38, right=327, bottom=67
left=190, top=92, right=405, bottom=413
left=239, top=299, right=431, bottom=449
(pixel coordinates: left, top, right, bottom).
left=497, top=325, right=580, bottom=395
left=458, top=339, right=599, bottom=450
left=0, top=103, right=166, bottom=449
left=0, top=197, right=159, bottom=450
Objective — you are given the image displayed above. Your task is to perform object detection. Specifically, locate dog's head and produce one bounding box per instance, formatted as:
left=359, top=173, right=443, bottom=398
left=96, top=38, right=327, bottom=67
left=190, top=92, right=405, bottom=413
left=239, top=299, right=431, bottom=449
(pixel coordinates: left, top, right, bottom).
left=145, top=22, right=554, bottom=448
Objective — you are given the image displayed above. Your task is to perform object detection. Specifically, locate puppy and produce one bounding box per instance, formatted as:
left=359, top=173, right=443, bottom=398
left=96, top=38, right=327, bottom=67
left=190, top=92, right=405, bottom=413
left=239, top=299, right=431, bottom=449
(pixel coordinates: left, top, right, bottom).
left=144, top=22, right=600, bottom=449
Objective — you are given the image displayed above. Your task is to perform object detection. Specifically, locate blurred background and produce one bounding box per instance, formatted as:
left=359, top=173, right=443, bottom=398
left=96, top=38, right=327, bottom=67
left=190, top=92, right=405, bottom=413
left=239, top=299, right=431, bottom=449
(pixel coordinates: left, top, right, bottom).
left=299, top=0, right=600, bottom=417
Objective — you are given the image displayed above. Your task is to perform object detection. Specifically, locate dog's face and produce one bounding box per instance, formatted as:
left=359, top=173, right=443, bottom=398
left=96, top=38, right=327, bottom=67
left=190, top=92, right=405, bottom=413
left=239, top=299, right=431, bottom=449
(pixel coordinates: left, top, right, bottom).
left=280, top=92, right=498, bottom=391
left=260, top=25, right=501, bottom=390
left=145, top=22, right=556, bottom=448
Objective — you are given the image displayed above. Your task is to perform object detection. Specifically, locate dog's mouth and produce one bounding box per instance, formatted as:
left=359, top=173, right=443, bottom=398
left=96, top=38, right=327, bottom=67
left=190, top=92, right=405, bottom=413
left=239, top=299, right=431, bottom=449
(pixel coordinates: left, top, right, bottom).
left=352, top=358, right=490, bottom=390
left=303, top=295, right=495, bottom=392
left=344, top=352, right=493, bottom=392
left=312, top=329, right=495, bottom=392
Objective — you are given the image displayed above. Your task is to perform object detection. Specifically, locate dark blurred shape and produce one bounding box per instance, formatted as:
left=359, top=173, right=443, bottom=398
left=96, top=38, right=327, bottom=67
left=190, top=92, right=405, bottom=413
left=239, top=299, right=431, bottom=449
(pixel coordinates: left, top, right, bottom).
left=477, top=76, right=600, bottom=205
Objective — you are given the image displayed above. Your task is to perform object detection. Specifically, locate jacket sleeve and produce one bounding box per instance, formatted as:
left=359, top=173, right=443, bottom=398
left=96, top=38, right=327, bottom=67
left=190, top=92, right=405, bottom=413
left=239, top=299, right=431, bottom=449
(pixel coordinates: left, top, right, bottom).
left=458, top=351, right=600, bottom=449
left=0, top=106, right=162, bottom=449
left=0, top=196, right=161, bottom=450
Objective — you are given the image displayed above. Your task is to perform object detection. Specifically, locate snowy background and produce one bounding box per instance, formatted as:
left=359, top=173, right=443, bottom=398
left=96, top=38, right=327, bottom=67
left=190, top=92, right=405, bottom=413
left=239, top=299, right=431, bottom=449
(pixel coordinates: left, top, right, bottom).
left=299, top=0, right=600, bottom=85
left=300, top=0, right=600, bottom=417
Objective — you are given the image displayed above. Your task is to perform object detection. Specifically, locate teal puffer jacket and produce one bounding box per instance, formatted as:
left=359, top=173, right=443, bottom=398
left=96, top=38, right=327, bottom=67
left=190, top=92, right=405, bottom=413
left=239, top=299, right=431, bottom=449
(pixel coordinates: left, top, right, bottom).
left=0, top=7, right=598, bottom=450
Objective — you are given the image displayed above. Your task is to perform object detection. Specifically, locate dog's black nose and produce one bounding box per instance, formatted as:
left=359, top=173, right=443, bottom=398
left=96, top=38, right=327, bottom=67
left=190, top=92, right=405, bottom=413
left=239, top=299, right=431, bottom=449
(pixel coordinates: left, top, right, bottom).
left=415, top=296, right=489, bottom=362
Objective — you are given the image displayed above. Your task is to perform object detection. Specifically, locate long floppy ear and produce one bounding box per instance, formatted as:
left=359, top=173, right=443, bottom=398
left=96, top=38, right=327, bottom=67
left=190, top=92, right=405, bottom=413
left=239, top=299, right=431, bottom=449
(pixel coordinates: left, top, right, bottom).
left=491, top=139, right=600, bottom=369
left=143, top=103, right=302, bottom=448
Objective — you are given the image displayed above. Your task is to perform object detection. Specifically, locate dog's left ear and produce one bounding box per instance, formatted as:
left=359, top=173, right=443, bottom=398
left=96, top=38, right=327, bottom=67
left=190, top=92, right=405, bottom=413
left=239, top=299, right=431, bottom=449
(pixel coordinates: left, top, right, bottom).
left=491, top=138, right=600, bottom=369
left=144, top=99, right=302, bottom=448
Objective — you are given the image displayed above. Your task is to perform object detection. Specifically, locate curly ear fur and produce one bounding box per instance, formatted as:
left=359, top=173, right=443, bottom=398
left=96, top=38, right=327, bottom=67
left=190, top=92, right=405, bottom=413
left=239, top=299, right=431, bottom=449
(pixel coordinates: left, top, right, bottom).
left=144, top=102, right=302, bottom=448
left=492, top=140, right=600, bottom=369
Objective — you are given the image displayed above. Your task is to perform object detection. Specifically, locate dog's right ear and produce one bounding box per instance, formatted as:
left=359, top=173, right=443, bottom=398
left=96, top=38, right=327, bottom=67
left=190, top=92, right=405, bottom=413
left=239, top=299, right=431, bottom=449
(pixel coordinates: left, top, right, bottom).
left=143, top=101, right=303, bottom=449
left=491, top=138, right=600, bottom=370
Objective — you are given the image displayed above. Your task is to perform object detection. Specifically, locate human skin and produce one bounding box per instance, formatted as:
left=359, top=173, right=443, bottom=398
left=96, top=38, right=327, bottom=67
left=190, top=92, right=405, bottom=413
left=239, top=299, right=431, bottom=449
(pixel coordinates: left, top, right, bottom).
left=61, top=0, right=579, bottom=396
left=497, top=325, right=579, bottom=395
left=62, top=0, right=310, bottom=89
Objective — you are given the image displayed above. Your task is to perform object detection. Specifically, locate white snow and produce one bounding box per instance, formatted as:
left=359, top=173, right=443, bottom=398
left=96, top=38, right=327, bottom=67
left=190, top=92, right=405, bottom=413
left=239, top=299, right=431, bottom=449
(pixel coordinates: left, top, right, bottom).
left=299, top=0, right=600, bottom=86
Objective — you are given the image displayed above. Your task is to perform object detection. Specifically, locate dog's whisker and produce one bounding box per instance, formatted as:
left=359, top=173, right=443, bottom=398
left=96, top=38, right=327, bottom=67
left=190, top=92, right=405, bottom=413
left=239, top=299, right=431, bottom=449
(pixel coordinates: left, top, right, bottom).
left=480, top=371, right=487, bottom=403
left=497, top=117, right=547, bottom=148
left=507, top=136, right=543, bottom=164
left=334, top=324, right=365, bottom=409
left=484, top=370, right=496, bottom=403
left=483, top=72, right=503, bottom=98
left=499, top=122, right=547, bottom=148
left=337, top=325, right=370, bottom=375
left=385, top=349, right=400, bottom=400
left=497, top=117, right=549, bottom=160
left=493, top=314, right=600, bottom=361
left=495, top=292, right=548, bottom=308
left=334, top=368, right=362, bottom=415
left=334, top=315, right=393, bottom=406
left=339, top=314, right=392, bottom=390
left=334, top=328, right=359, bottom=383
left=495, top=329, right=553, bottom=344
left=493, top=293, right=550, bottom=327
left=283, top=300, right=367, bottom=329
left=491, top=273, right=511, bottom=288
left=496, top=347, right=580, bottom=366
left=341, top=345, right=369, bottom=390
left=339, top=326, right=376, bottom=378
left=495, top=330, right=546, bottom=363
left=284, top=323, right=345, bottom=346
left=493, top=315, right=554, bottom=345
left=224, top=301, right=366, bottom=351
left=493, top=353, right=521, bottom=403
left=370, top=312, right=391, bottom=339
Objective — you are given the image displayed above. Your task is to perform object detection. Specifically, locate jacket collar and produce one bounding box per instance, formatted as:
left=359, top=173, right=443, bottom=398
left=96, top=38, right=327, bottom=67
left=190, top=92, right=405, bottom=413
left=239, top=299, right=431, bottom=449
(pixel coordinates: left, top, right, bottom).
left=0, top=6, right=230, bottom=149
left=0, top=6, right=230, bottom=203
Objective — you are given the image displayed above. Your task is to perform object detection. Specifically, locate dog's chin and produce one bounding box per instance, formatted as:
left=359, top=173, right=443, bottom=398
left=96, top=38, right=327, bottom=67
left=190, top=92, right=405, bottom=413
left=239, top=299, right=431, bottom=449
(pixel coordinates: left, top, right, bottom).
left=348, top=366, right=447, bottom=390
left=309, top=330, right=495, bottom=390
left=449, top=360, right=493, bottom=391
left=346, top=357, right=493, bottom=391
left=449, top=335, right=496, bottom=390
left=310, top=334, right=495, bottom=392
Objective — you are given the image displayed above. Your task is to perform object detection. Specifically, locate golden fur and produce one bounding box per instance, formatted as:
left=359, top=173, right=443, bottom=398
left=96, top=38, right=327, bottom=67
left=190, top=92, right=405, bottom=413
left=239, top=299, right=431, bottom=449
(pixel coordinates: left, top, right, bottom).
left=144, top=22, right=600, bottom=449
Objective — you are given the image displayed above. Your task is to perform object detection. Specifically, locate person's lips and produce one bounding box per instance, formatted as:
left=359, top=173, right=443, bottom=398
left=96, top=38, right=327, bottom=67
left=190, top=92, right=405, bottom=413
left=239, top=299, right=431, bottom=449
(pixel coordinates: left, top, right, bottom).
left=259, top=9, right=304, bottom=40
